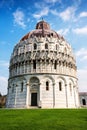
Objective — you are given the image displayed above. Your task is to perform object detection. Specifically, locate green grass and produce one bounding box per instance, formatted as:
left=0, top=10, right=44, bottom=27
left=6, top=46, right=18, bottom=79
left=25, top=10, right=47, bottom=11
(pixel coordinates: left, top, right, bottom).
left=0, top=109, right=87, bottom=130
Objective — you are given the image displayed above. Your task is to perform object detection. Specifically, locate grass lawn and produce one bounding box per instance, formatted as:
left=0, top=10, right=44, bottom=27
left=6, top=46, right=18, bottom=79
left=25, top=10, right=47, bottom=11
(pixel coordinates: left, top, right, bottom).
left=0, top=109, right=87, bottom=130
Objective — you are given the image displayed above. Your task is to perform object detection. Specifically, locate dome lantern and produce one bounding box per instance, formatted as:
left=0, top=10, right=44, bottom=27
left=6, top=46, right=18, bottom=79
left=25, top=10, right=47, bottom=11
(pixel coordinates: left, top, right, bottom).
left=36, top=20, right=50, bottom=30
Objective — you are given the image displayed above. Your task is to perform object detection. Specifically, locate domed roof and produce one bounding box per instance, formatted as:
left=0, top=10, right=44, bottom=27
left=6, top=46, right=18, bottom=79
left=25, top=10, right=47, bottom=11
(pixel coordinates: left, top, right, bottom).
left=36, top=20, right=50, bottom=30
left=20, top=20, right=63, bottom=41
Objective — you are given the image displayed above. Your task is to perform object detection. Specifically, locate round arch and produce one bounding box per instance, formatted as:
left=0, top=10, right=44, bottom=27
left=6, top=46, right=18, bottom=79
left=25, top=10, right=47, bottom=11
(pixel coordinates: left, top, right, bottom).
left=68, top=78, right=75, bottom=86
left=57, top=76, right=66, bottom=85
left=29, top=77, right=40, bottom=84
left=29, top=76, right=40, bottom=107
left=41, top=75, right=55, bottom=85
left=28, top=76, right=40, bottom=85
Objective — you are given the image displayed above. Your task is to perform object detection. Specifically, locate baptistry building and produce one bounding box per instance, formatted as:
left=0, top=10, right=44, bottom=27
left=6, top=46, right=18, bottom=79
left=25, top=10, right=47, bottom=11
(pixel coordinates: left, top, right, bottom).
left=6, top=20, right=79, bottom=108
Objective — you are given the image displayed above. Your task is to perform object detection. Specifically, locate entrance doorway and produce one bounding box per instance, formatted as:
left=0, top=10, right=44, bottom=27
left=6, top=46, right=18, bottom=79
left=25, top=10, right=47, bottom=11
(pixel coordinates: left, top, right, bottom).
left=31, top=93, right=37, bottom=106
left=82, top=99, right=86, bottom=105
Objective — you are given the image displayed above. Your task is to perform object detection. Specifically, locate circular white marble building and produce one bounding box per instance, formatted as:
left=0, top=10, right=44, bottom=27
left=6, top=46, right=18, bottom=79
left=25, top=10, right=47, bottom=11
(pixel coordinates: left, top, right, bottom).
left=6, top=20, right=79, bottom=108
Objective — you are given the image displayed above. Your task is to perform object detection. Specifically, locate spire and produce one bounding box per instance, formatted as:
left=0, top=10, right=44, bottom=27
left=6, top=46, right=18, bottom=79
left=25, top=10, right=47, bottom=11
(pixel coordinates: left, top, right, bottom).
left=42, top=17, right=44, bottom=21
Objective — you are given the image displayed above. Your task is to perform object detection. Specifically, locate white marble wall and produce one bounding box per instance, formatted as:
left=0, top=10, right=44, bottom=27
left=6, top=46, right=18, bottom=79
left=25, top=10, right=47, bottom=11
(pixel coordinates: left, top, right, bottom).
left=6, top=35, right=79, bottom=108
left=6, top=75, right=79, bottom=108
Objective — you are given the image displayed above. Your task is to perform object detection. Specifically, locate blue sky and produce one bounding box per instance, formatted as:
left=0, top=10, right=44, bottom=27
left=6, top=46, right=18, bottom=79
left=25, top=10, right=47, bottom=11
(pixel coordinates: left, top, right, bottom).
left=0, top=0, right=87, bottom=95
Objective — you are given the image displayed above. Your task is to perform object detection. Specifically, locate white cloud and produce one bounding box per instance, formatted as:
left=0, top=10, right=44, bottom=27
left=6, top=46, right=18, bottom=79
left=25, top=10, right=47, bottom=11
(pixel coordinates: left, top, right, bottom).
left=59, top=6, right=76, bottom=21
left=0, top=76, right=7, bottom=95
left=77, top=69, right=87, bottom=92
left=57, top=28, right=69, bottom=36
left=76, top=44, right=87, bottom=93
left=79, top=12, right=87, bottom=18
left=75, top=48, right=87, bottom=57
left=27, top=18, right=30, bottom=22
left=0, top=60, right=9, bottom=67
left=34, top=2, right=45, bottom=9
left=50, top=9, right=59, bottom=16
left=82, top=56, right=87, bottom=60
left=44, top=0, right=61, bottom=3
left=33, top=7, right=49, bottom=19
left=13, top=9, right=26, bottom=29
left=73, top=26, right=87, bottom=35
left=75, top=48, right=87, bottom=61
left=0, top=0, right=14, bottom=9
left=73, top=0, right=81, bottom=7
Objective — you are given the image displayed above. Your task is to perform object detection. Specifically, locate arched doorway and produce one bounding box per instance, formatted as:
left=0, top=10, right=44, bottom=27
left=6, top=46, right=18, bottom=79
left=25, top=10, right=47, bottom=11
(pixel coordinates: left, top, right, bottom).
left=29, top=77, right=40, bottom=106
left=82, top=99, right=86, bottom=105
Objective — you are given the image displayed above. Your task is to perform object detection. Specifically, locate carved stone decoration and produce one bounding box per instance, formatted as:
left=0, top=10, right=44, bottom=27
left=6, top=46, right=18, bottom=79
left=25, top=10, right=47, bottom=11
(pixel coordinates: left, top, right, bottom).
left=30, top=77, right=39, bottom=84
left=30, top=84, right=38, bottom=91
left=6, top=20, right=79, bottom=109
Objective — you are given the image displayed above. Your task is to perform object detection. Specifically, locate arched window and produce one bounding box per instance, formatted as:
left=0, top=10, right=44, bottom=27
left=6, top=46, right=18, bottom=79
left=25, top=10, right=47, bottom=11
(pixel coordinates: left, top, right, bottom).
left=54, top=60, right=57, bottom=69
left=59, top=82, right=62, bottom=91
left=21, top=82, right=23, bottom=92
left=46, top=81, right=49, bottom=91
left=34, top=43, right=37, bottom=50
left=82, top=99, right=86, bottom=105
left=33, top=60, right=36, bottom=69
left=51, top=33, right=53, bottom=36
left=56, top=44, right=58, bottom=50
left=45, top=43, right=48, bottom=49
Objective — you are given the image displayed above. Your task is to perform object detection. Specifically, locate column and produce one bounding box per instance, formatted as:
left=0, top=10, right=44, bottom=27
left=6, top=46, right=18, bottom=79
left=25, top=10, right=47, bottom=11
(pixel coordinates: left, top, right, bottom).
left=39, top=83, right=42, bottom=108
left=14, top=84, right=18, bottom=107
left=73, top=86, right=76, bottom=107
left=53, top=83, right=55, bottom=108
left=40, top=60, right=42, bottom=73
left=65, top=84, right=68, bottom=108
left=76, top=86, right=80, bottom=108
left=26, top=83, right=29, bottom=108
left=23, top=62, right=25, bottom=73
